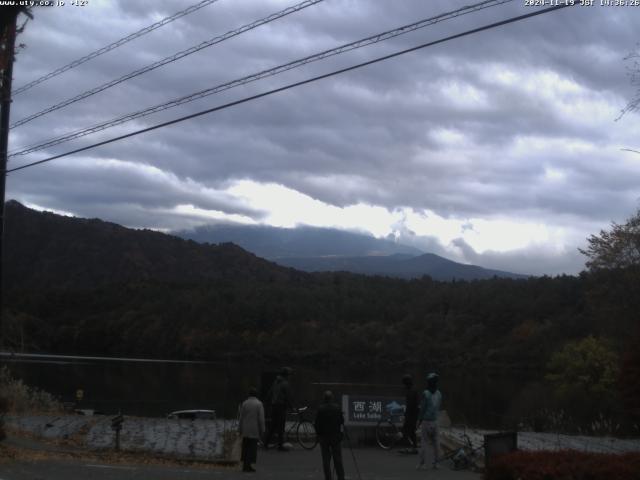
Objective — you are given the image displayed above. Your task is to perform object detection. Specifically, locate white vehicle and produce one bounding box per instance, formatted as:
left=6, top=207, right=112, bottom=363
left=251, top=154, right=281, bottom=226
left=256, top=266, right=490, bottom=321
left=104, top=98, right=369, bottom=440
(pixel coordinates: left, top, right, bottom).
left=167, top=409, right=216, bottom=420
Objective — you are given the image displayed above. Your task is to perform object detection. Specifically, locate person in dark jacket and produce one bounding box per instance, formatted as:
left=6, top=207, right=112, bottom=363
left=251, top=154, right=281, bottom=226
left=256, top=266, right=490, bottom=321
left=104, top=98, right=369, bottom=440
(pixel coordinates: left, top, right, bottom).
left=264, top=367, right=293, bottom=450
left=401, top=374, right=419, bottom=453
left=314, top=390, right=345, bottom=480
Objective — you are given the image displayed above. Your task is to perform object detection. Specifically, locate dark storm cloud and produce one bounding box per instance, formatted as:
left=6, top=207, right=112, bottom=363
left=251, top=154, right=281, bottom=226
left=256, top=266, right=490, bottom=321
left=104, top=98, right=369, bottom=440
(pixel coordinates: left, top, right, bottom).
left=6, top=0, right=640, bottom=275
left=8, top=156, right=263, bottom=228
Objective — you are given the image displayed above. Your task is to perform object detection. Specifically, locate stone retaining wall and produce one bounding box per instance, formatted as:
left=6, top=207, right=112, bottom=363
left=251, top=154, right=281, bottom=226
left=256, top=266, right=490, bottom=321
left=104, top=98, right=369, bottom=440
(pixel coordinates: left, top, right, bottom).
left=5, top=415, right=226, bottom=460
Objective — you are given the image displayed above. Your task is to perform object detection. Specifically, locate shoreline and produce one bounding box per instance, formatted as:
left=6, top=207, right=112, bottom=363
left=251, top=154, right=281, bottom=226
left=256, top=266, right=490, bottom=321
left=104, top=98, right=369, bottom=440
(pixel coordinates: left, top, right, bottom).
left=5, top=413, right=640, bottom=462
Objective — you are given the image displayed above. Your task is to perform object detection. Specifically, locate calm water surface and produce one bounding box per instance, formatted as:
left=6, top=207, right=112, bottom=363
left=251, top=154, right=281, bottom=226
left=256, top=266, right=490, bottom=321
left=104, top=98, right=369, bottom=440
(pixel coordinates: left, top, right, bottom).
left=1, top=353, right=534, bottom=429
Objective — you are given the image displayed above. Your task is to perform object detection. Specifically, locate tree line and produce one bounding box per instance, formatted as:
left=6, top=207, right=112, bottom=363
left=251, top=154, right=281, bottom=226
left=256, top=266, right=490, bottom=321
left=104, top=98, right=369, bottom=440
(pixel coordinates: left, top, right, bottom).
left=1, top=202, right=639, bottom=430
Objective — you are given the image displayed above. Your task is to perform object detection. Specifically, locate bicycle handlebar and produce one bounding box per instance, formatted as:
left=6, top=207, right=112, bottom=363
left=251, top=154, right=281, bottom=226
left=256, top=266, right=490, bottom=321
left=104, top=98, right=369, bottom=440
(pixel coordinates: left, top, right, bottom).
left=288, top=406, right=308, bottom=415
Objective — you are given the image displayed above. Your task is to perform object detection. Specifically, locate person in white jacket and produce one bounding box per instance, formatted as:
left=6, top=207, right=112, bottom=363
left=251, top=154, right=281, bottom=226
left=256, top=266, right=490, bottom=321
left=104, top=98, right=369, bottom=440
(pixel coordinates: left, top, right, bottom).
left=238, top=387, right=265, bottom=472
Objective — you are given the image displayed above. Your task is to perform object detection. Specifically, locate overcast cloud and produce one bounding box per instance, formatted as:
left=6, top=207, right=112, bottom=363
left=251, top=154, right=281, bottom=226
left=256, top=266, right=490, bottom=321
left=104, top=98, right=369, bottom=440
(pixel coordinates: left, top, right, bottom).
left=6, top=0, right=640, bottom=276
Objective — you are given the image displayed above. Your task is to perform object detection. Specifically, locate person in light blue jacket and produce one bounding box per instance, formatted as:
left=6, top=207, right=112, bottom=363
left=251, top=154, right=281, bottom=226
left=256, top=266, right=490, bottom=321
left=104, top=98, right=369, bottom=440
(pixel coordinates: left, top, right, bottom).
left=416, top=372, right=442, bottom=470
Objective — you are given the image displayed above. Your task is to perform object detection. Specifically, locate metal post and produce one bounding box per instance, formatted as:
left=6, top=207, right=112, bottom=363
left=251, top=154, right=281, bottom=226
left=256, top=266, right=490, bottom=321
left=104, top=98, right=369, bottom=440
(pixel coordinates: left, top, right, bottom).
left=111, top=412, right=124, bottom=451
left=0, top=10, right=19, bottom=348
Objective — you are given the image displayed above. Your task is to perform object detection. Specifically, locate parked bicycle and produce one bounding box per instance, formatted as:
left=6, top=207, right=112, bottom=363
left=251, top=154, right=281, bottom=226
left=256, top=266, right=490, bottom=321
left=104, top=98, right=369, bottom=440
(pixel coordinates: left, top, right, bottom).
left=441, top=425, right=483, bottom=470
left=375, top=401, right=416, bottom=450
left=285, top=406, right=317, bottom=450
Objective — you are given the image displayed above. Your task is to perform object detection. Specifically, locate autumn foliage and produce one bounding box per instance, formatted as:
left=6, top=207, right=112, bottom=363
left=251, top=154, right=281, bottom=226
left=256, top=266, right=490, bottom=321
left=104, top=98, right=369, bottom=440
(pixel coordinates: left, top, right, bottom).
left=485, top=450, right=640, bottom=480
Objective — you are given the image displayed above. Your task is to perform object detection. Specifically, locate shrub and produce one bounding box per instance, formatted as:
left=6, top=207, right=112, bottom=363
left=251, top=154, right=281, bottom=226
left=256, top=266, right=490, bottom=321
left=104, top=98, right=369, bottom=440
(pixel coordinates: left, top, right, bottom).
left=0, top=366, right=62, bottom=414
left=546, top=336, right=619, bottom=399
left=485, top=450, right=640, bottom=480
left=620, top=335, right=640, bottom=423
left=545, top=336, right=620, bottom=426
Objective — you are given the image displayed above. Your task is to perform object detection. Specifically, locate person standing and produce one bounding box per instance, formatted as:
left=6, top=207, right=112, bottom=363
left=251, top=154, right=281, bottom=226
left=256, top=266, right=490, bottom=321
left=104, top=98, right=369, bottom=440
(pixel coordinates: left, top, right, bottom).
left=238, top=387, right=265, bottom=473
left=401, top=374, right=419, bottom=454
left=314, top=390, right=345, bottom=480
left=264, top=367, right=293, bottom=450
left=416, top=372, right=442, bottom=470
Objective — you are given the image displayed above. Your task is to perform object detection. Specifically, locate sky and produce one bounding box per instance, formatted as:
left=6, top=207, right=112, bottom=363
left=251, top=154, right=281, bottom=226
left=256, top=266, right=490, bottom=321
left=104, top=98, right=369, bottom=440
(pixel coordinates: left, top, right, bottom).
left=5, top=0, right=640, bottom=276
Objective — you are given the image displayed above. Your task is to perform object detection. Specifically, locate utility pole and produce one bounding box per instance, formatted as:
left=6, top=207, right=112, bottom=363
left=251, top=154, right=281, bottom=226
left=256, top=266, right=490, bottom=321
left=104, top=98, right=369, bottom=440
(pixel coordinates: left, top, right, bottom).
left=0, top=9, right=21, bottom=347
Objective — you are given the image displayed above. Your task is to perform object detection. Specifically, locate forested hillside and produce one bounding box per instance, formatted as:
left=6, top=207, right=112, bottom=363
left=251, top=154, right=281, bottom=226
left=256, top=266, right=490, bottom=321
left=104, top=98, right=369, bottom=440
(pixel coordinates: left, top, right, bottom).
left=2, top=201, right=637, bottom=376
left=3, top=201, right=304, bottom=289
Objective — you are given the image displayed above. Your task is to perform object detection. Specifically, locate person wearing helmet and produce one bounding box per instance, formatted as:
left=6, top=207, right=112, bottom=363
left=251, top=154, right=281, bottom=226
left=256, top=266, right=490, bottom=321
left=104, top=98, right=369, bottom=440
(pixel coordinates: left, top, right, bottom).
left=401, top=374, right=419, bottom=453
left=416, top=372, right=442, bottom=470
left=264, top=367, right=294, bottom=451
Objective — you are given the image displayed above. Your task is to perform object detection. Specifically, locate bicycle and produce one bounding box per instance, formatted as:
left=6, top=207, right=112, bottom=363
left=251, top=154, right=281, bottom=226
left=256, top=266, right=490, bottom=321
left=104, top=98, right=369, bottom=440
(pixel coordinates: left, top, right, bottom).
left=375, top=402, right=416, bottom=450
left=440, top=425, right=483, bottom=470
left=285, top=406, right=317, bottom=450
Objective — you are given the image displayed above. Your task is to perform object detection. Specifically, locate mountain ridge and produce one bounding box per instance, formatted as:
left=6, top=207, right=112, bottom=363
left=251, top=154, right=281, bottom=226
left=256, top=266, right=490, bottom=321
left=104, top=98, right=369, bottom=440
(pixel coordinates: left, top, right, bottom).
left=176, top=223, right=528, bottom=280
left=3, top=200, right=304, bottom=289
left=276, top=252, right=527, bottom=280
left=176, top=223, right=423, bottom=258
left=3, top=200, right=527, bottom=287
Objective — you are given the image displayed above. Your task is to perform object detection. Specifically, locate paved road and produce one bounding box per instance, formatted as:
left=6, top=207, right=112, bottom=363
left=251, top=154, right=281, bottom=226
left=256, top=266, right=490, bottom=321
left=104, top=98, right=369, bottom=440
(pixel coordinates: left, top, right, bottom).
left=0, top=446, right=481, bottom=480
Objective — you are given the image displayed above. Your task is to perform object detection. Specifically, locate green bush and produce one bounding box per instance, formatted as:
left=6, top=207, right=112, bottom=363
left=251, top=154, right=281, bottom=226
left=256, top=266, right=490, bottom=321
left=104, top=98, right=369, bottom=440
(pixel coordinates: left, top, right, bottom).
left=485, top=450, right=640, bottom=480
left=0, top=366, right=62, bottom=414
left=545, top=336, right=620, bottom=426
left=546, top=336, right=619, bottom=398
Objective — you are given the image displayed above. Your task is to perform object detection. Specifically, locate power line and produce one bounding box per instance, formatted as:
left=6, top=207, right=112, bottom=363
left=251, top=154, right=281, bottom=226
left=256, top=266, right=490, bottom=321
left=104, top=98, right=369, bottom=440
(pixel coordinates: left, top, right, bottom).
left=10, top=0, right=324, bottom=129
left=9, top=0, right=508, bottom=154
left=9, top=0, right=513, bottom=158
left=11, top=0, right=221, bottom=96
left=621, top=148, right=640, bottom=154
left=6, top=3, right=576, bottom=174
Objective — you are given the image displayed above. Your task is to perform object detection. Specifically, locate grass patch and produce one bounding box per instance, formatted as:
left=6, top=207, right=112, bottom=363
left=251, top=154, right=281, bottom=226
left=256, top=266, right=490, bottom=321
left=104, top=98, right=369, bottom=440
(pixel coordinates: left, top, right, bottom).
left=0, top=366, right=62, bottom=414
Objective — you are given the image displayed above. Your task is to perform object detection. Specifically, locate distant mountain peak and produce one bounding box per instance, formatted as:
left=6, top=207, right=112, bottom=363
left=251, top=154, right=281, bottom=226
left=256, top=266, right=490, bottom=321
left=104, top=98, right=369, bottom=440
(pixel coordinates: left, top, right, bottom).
left=5, top=201, right=528, bottom=283
left=176, top=222, right=528, bottom=281
left=276, top=253, right=528, bottom=281
left=175, top=223, right=424, bottom=259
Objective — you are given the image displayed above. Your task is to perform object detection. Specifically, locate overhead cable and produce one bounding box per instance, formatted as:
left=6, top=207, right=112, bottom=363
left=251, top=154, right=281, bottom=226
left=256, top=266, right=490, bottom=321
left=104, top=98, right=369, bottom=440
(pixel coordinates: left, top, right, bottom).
left=9, top=0, right=513, bottom=157
left=11, top=0, right=324, bottom=128
left=6, top=3, right=577, bottom=174
left=12, top=0, right=221, bottom=96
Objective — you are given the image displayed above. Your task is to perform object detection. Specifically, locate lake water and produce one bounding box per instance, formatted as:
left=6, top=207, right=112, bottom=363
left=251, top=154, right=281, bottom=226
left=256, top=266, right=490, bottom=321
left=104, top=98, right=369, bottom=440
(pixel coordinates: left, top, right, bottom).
left=0, top=353, right=535, bottom=429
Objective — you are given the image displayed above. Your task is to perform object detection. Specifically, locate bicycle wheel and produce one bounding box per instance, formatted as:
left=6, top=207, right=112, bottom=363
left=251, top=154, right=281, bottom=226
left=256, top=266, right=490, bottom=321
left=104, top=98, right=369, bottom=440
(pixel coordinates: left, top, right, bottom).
left=284, top=420, right=297, bottom=444
left=296, top=420, right=317, bottom=450
left=376, top=419, right=400, bottom=450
